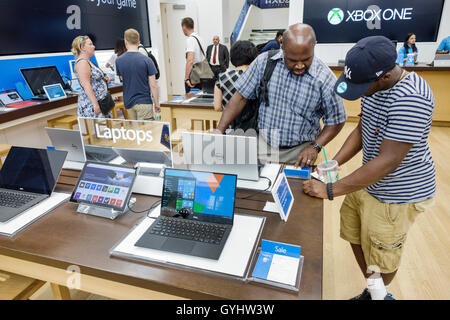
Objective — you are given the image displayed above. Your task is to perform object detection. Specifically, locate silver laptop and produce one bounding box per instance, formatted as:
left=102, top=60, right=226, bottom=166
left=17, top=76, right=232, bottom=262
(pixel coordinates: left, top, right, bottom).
left=113, top=147, right=172, bottom=167
left=46, top=127, right=86, bottom=163
left=181, top=132, right=260, bottom=181
left=0, top=146, right=67, bottom=222
left=433, top=54, right=450, bottom=66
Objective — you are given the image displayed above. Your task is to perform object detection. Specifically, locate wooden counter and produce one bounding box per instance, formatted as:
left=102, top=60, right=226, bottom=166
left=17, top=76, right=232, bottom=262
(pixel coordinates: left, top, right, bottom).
left=329, top=65, right=450, bottom=125
left=0, top=169, right=323, bottom=300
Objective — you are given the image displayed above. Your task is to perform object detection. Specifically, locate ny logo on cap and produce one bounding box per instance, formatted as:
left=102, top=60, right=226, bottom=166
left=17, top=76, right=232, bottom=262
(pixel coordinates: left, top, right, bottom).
left=376, top=70, right=383, bottom=77
left=344, top=66, right=352, bottom=80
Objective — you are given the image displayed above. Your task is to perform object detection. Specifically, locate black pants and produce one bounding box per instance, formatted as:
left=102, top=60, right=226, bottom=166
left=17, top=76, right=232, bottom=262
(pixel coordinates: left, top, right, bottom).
left=210, top=65, right=225, bottom=80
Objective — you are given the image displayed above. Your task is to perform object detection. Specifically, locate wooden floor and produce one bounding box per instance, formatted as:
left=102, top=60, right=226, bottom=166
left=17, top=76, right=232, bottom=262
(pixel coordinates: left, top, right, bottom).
left=320, top=123, right=450, bottom=300
left=1, top=122, right=448, bottom=300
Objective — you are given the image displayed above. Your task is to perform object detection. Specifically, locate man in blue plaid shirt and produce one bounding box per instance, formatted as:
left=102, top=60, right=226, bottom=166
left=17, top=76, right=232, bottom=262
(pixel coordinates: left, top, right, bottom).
left=217, top=24, right=347, bottom=166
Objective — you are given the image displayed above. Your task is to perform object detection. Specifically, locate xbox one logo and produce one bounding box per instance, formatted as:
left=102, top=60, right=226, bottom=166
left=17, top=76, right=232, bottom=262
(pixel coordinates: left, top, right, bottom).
left=328, top=8, right=344, bottom=25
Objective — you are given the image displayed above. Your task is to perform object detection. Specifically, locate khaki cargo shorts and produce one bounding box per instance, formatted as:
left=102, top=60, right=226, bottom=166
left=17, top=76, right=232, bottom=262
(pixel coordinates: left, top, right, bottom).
left=340, top=189, right=434, bottom=274
left=128, top=104, right=154, bottom=120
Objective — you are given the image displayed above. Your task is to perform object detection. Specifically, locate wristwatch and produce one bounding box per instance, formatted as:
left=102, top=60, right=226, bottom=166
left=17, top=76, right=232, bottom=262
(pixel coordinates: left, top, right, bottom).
left=310, top=141, right=322, bottom=153
left=327, top=183, right=334, bottom=201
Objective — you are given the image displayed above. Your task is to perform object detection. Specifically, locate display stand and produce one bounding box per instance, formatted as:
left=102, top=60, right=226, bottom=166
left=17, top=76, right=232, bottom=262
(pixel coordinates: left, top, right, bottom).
left=247, top=247, right=304, bottom=292
left=77, top=197, right=136, bottom=220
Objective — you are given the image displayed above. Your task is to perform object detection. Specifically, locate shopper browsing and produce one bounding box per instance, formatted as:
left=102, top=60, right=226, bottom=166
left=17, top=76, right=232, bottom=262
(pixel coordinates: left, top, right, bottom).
left=216, top=23, right=346, bottom=166
left=116, top=28, right=159, bottom=120
left=303, top=36, right=436, bottom=300
left=72, top=35, right=111, bottom=118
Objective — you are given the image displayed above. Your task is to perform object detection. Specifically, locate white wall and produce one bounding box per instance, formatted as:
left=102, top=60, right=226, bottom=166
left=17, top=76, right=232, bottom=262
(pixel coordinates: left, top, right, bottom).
left=222, top=0, right=245, bottom=46
left=289, top=0, right=450, bottom=64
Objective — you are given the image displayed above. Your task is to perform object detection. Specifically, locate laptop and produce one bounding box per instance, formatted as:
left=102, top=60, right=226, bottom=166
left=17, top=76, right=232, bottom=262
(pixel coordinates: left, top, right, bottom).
left=70, top=161, right=137, bottom=213
left=199, top=78, right=215, bottom=98
left=181, top=132, right=260, bottom=181
left=0, top=89, right=37, bottom=108
left=0, top=146, right=67, bottom=222
left=45, top=127, right=86, bottom=163
left=113, top=148, right=172, bottom=166
left=84, top=145, right=121, bottom=163
left=434, top=53, right=450, bottom=67
left=135, top=168, right=237, bottom=260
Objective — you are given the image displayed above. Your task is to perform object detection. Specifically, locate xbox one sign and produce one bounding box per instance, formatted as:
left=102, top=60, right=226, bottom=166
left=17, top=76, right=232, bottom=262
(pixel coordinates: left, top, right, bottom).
left=304, top=0, right=443, bottom=43
left=328, top=8, right=344, bottom=25
left=327, top=6, right=413, bottom=27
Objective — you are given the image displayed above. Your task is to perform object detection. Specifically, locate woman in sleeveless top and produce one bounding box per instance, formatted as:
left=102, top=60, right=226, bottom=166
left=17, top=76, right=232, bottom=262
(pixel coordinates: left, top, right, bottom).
left=71, top=36, right=112, bottom=118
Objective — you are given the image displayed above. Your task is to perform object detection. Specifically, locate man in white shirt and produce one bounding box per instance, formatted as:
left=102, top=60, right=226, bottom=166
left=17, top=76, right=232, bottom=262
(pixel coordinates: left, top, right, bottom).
left=206, top=36, right=230, bottom=79
left=181, top=17, right=206, bottom=93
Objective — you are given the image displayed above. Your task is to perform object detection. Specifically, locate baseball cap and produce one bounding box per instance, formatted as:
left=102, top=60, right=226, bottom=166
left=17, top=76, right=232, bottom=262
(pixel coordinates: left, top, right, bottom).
left=334, top=36, right=397, bottom=101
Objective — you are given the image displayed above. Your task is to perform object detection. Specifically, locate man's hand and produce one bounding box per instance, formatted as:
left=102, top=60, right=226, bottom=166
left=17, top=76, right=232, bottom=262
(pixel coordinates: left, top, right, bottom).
left=303, top=180, right=327, bottom=199
left=295, top=145, right=319, bottom=168
left=186, top=80, right=195, bottom=88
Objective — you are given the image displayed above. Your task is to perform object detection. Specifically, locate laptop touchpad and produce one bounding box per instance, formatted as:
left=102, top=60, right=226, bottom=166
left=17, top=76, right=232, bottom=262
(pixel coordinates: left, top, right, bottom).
left=161, top=238, right=195, bottom=254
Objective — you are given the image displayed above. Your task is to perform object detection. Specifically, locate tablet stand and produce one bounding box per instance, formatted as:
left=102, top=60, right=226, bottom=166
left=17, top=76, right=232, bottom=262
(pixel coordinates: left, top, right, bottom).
left=77, top=197, right=136, bottom=220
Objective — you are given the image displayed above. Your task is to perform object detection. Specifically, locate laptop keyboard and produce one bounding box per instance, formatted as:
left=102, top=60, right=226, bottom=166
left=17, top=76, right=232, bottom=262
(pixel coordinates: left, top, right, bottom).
left=149, top=216, right=227, bottom=245
left=0, top=191, right=36, bottom=208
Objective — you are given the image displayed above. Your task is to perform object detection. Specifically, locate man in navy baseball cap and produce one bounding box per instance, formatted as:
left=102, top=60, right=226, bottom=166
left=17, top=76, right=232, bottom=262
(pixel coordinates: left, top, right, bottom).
left=304, top=35, right=436, bottom=300
left=334, top=36, right=397, bottom=100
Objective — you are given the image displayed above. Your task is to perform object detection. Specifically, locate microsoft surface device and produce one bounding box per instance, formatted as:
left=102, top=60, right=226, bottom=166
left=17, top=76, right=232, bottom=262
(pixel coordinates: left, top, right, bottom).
left=20, top=66, right=67, bottom=100
left=182, top=132, right=260, bottom=181
left=70, top=162, right=137, bottom=213
left=45, top=127, right=86, bottom=163
left=0, top=89, right=37, bottom=108
left=0, top=147, right=67, bottom=222
left=135, top=168, right=237, bottom=260
left=43, top=83, right=67, bottom=101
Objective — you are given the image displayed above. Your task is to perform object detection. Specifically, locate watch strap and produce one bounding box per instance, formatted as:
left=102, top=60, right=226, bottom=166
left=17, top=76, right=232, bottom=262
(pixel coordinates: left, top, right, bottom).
left=327, top=182, right=334, bottom=201
left=311, top=142, right=321, bottom=153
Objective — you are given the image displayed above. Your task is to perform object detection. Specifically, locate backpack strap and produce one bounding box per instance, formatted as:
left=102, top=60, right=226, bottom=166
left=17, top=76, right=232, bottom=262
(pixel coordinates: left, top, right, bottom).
left=258, top=49, right=280, bottom=108
left=191, top=35, right=206, bottom=58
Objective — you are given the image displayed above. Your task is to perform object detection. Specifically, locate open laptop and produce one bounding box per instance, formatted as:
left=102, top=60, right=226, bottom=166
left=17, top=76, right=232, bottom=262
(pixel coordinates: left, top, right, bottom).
left=0, top=89, right=37, bottom=108
left=0, top=146, right=67, bottom=222
left=46, top=127, right=86, bottom=163
left=181, top=132, right=260, bottom=181
left=135, top=168, right=237, bottom=260
left=113, top=148, right=172, bottom=166
left=200, top=78, right=215, bottom=97
left=433, top=53, right=450, bottom=67
left=84, top=145, right=121, bottom=163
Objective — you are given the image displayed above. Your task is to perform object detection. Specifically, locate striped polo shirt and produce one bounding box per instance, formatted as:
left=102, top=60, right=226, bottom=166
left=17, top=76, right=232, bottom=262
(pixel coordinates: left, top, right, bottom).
left=361, top=72, right=436, bottom=204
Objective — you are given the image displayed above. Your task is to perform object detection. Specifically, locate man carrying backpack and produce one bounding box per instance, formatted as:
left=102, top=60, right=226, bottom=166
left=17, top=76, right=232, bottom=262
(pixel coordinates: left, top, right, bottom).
left=216, top=23, right=347, bottom=166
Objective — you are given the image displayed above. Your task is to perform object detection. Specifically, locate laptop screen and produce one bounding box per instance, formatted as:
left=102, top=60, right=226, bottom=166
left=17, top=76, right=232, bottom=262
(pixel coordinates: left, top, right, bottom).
left=0, top=89, right=23, bottom=105
left=0, top=147, right=67, bottom=195
left=70, top=162, right=137, bottom=212
left=161, top=169, right=237, bottom=224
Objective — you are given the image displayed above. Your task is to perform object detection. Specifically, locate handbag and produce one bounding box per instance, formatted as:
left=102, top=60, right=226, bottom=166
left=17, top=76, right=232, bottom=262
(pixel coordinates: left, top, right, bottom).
left=98, top=92, right=115, bottom=115
left=189, top=36, right=214, bottom=85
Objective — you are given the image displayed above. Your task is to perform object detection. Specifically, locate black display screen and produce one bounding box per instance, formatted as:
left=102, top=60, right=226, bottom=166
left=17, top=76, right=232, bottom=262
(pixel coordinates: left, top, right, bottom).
left=0, top=147, right=67, bottom=195
left=0, top=0, right=151, bottom=56
left=303, top=0, right=444, bottom=43
left=20, top=66, right=67, bottom=96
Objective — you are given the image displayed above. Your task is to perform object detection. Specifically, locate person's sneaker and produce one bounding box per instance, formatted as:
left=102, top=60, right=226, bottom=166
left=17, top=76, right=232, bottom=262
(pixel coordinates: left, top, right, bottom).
left=350, top=288, right=372, bottom=300
left=384, top=292, right=395, bottom=300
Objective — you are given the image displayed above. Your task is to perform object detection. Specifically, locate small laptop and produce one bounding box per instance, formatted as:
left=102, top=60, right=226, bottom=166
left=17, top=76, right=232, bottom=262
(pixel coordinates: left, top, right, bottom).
left=84, top=145, right=121, bottom=163
left=70, top=161, right=137, bottom=213
left=135, top=168, right=237, bottom=260
left=0, top=146, right=67, bottom=222
left=46, top=127, right=86, bottom=163
left=182, top=132, right=260, bottom=181
left=43, top=83, right=67, bottom=101
left=113, top=147, right=172, bottom=168
left=199, top=78, right=215, bottom=98
left=0, top=89, right=37, bottom=108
